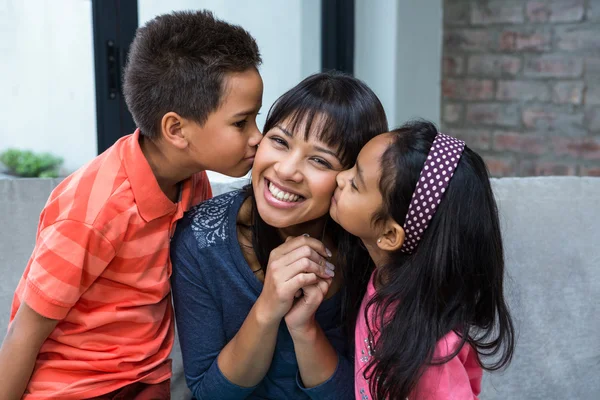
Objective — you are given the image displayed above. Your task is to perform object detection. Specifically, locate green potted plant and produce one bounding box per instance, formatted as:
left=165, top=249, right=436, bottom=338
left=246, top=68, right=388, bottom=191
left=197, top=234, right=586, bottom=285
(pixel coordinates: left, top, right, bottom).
left=0, top=149, right=63, bottom=178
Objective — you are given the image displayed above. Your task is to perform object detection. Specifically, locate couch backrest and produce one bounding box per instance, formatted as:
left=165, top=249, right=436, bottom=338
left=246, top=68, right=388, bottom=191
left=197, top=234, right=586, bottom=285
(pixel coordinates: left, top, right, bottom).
left=483, top=177, right=599, bottom=399
left=1, top=177, right=598, bottom=399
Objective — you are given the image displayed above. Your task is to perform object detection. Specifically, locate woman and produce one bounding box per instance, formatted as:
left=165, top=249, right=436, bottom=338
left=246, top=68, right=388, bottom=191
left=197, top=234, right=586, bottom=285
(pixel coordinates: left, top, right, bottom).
left=171, top=71, right=388, bottom=399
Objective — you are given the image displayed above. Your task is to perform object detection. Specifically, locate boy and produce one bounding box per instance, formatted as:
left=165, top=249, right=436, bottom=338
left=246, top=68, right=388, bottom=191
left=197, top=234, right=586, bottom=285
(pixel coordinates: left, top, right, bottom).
left=0, top=10, right=263, bottom=399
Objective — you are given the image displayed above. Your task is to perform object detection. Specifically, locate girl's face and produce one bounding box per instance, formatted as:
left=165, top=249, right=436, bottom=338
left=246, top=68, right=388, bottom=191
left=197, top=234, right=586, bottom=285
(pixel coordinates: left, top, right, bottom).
left=330, top=133, right=393, bottom=241
left=252, top=116, right=344, bottom=230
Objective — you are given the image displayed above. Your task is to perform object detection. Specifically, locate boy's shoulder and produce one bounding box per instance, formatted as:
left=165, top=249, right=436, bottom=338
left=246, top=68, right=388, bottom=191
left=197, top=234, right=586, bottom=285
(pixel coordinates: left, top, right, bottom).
left=41, top=133, right=152, bottom=238
left=181, top=189, right=245, bottom=249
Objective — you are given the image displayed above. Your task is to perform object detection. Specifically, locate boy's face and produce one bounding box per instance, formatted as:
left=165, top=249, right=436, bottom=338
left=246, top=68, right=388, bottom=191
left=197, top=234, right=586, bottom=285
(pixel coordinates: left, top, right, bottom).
left=186, top=68, right=263, bottom=177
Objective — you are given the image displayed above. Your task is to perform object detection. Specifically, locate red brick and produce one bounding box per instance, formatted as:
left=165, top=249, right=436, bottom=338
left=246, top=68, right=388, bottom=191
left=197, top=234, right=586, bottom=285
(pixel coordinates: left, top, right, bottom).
left=588, top=0, right=600, bottom=21
left=534, top=162, right=577, bottom=176
left=444, top=129, right=492, bottom=150
left=467, top=104, right=520, bottom=127
left=444, top=29, right=495, bottom=52
left=586, top=107, right=600, bottom=132
left=443, top=79, right=494, bottom=100
left=586, top=57, right=600, bottom=75
left=580, top=166, right=600, bottom=176
left=496, top=80, right=551, bottom=102
left=524, top=56, right=583, bottom=78
left=471, top=1, right=524, bottom=25
left=444, top=1, right=470, bottom=25
left=522, top=107, right=585, bottom=135
left=556, top=26, right=600, bottom=52
left=500, top=30, right=552, bottom=52
left=443, top=55, right=465, bottom=76
left=484, top=156, right=516, bottom=177
left=526, top=0, right=584, bottom=22
left=467, top=55, right=521, bottom=77
left=585, top=84, right=600, bottom=105
left=552, top=81, right=584, bottom=105
left=443, top=103, right=463, bottom=124
left=494, top=132, right=547, bottom=155
left=553, top=137, right=600, bottom=160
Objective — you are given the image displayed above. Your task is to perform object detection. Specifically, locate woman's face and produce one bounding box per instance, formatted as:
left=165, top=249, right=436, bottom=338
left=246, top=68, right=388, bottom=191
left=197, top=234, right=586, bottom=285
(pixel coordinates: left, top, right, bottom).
left=252, top=116, right=344, bottom=230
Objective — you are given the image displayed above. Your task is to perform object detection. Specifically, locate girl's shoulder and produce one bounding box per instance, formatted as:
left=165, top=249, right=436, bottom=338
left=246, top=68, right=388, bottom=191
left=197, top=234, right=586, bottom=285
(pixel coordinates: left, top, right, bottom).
left=415, top=331, right=482, bottom=398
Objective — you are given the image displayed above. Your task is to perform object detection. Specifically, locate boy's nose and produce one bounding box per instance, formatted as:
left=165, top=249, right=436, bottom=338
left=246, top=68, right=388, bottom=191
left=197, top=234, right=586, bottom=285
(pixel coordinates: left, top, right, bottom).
left=248, top=126, right=262, bottom=147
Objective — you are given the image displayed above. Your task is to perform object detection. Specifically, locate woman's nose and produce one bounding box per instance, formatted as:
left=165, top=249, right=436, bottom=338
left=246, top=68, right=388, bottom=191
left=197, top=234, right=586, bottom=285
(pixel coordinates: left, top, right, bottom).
left=274, top=156, right=303, bottom=182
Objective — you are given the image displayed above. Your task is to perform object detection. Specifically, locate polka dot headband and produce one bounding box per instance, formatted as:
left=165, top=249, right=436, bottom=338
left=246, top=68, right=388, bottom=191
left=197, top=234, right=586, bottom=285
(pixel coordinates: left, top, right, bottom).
left=399, top=133, right=465, bottom=254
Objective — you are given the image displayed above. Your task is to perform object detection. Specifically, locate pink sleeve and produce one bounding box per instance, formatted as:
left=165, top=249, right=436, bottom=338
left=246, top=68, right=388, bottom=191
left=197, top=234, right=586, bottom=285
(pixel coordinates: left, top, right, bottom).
left=411, top=353, right=482, bottom=400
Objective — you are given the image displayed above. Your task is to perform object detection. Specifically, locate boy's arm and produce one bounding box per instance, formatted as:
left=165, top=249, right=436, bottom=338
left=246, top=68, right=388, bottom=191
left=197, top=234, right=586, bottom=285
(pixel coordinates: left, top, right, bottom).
left=0, top=303, right=58, bottom=400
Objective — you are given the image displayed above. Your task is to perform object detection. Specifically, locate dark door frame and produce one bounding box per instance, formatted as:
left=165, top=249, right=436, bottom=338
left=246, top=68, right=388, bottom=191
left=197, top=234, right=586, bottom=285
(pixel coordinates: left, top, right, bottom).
left=321, top=0, right=355, bottom=74
left=91, top=0, right=138, bottom=154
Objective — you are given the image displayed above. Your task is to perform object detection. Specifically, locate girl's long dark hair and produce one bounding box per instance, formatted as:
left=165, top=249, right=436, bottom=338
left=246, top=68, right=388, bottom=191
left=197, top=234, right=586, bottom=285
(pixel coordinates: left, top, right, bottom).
left=245, top=71, right=387, bottom=322
left=357, top=120, right=515, bottom=399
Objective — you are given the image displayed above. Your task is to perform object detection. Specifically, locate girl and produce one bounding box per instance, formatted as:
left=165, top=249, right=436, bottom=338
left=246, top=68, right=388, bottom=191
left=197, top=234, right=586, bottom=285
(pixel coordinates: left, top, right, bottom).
left=331, top=120, right=515, bottom=399
left=171, top=71, right=388, bottom=399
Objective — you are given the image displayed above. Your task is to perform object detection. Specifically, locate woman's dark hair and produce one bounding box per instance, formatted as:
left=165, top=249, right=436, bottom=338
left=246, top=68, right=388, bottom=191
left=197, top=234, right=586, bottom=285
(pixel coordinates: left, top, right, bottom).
left=246, top=71, right=387, bottom=301
left=358, top=120, right=515, bottom=399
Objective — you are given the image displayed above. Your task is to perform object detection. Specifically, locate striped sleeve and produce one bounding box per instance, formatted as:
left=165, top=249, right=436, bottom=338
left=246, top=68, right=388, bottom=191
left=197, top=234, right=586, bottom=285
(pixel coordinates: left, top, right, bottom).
left=22, top=219, right=116, bottom=320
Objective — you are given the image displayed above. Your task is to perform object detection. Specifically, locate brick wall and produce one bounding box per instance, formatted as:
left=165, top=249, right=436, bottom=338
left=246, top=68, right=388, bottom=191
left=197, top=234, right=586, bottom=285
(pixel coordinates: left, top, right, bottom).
left=441, top=0, right=600, bottom=176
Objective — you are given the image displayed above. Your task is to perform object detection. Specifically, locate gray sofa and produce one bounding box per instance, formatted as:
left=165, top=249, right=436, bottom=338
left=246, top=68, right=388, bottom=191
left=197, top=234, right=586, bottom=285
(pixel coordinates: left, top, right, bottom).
left=1, top=177, right=598, bottom=399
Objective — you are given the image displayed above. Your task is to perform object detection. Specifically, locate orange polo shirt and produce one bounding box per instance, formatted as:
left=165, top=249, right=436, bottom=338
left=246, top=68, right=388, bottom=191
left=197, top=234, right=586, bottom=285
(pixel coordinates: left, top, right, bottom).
left=9, top=130, right=212, bottom=399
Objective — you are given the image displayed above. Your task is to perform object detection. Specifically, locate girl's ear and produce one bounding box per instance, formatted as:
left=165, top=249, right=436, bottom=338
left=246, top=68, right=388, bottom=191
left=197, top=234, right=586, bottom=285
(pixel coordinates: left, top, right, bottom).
left=377, top=219, right=405, bottom=252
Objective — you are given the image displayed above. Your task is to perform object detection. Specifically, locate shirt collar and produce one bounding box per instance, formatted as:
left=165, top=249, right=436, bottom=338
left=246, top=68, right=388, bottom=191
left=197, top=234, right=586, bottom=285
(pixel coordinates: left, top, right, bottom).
left=122, top=129, right=194, bottom=221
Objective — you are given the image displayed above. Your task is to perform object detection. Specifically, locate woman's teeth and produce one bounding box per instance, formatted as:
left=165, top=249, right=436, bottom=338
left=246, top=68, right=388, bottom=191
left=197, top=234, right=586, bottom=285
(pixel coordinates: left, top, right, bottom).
left=268, top=182, right=301, bottom=202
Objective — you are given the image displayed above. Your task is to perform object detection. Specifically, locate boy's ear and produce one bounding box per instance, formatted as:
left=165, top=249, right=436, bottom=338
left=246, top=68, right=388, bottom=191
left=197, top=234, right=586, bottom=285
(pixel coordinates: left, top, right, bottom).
left=160, top=112, right=188, bottom=149
left=377, top=219, right=405, bottom=252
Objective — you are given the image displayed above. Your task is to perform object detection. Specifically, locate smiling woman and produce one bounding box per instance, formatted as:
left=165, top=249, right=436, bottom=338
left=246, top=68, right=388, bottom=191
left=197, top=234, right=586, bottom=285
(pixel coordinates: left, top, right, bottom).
left=170, top=70, right=388, bottom=400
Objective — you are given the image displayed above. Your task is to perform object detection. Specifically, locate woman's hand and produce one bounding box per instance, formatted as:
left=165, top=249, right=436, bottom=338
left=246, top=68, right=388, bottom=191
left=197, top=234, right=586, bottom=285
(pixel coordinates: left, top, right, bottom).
left=285, top=277, right=332, bottom=337
left=255, top=235, right=334, bottom=325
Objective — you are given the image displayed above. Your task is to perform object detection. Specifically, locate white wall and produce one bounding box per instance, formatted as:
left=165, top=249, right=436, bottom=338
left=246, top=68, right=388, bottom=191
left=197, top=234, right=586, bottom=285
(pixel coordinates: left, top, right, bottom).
left=355, top=0, right=442, bottom=130
left=0, top=0, right=442, bottom=181
left=394, top=0, right=442, bottom=127
left=0, top=0, right=97, bottom=173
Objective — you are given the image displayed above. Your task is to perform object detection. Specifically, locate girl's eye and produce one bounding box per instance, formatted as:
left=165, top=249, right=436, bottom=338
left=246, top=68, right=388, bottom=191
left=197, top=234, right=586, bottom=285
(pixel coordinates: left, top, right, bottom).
left=311, top=157, right=333, bottom=169
left=269, top=136, right=288, bottom=148
left=233, top=119, right=247, bottom=129
left=350, top=178, right=358, bottom=191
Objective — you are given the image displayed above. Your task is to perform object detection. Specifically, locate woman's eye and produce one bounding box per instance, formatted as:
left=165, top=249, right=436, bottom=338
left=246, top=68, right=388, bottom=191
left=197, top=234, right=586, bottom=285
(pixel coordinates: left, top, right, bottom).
left=269, top=136, right=288, bottom=148
left=233, top=120, right=247, bottom=129
left=311, top=158, right=333, bottom=169
left=350, top=178, right=358, bottom=191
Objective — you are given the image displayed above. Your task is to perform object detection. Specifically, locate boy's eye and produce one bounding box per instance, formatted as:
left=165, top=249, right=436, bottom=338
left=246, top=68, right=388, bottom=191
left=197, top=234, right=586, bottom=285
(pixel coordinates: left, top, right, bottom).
left=350, top=178, right=358, bottom=191
left=233, top=119, right=247, bottom=129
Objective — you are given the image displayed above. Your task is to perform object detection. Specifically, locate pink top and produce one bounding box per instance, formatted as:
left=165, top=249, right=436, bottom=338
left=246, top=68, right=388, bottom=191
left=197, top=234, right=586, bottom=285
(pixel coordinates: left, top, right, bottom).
left=355, top=273, right=482, bottom=399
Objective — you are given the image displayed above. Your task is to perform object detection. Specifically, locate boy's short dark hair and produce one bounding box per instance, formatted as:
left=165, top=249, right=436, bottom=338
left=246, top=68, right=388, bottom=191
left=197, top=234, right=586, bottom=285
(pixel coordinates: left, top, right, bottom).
left=123, top=10, right=262, bottom=138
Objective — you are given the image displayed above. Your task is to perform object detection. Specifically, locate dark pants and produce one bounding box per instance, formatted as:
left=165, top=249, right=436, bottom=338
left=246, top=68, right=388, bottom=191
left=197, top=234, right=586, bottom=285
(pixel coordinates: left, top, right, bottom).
left=88, top=380, right=170, bottom=400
